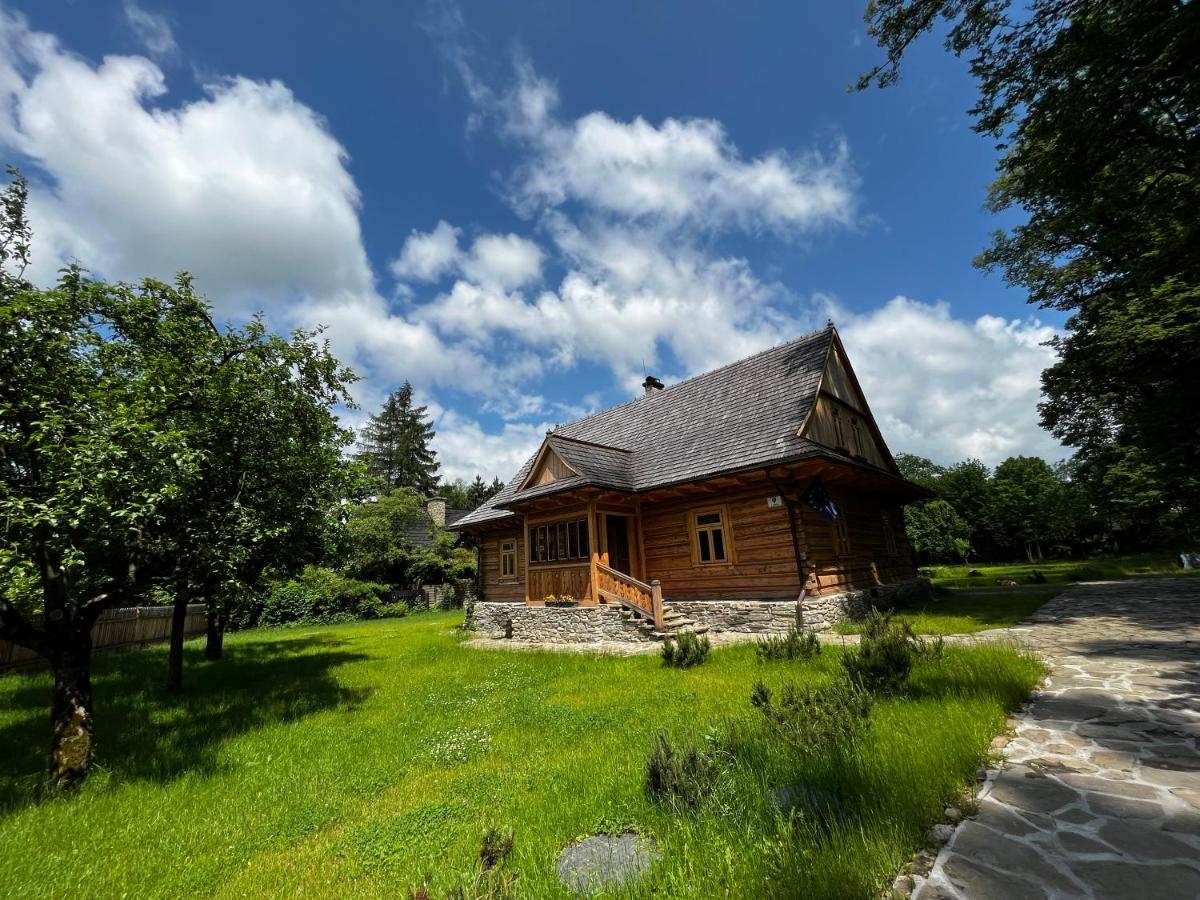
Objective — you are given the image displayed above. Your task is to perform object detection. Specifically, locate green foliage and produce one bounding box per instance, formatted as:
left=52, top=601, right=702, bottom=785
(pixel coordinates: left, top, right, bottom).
left=989, top=457, right=1080, bottom=558
left=750, top=677, right=873, bottom=758
left=645, top=731, right=722, bottom=811
left=344, top=487, right=427, bottom=585
left=862, top=0, right=1200, bottom=531
left=355, top=382, right=440, bottom=494
left=903, top=499, right=971, bottom=563
left=841, top=609, right=920, bottom=693
left=660, top=631, right=711, bottom=668
left=237, top=567, right=389, bottom=628
left=755, top=627, right=821, bottom=662
left=440, top=476, right=506, bottom=511
left=409, top=531, right=477, bottom=589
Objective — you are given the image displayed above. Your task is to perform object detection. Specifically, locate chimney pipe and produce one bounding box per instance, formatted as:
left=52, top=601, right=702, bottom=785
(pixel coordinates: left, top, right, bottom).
left=426, top=497, right=446, bottom=529
left=642, top=375, right=664, bottom=395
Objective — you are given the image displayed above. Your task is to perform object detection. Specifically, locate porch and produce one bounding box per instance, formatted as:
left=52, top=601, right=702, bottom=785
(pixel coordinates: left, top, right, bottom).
left=521, top=501, right=668, bottom=630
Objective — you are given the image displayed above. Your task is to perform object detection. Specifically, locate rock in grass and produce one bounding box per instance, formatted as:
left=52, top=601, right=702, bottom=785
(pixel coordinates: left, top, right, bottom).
left=891, top=873, right=915, bottom=897
left=944, top=806, right=963, bottom=823
left=556, top=833, right=659, bottom=893
left=926, top=823, right=955, bottom=845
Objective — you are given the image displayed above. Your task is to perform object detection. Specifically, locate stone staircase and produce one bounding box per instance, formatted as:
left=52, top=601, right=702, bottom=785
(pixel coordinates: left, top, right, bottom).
left=616, top=602, right=709, bottom=642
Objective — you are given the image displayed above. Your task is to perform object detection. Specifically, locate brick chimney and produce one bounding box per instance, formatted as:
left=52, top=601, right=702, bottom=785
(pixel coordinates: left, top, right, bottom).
left=642, top=375, right=664, bottom=395
left=426, top=497, right=447, bottom=529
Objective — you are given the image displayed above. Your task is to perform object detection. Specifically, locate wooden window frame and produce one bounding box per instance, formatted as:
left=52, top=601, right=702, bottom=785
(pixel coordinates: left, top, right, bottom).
left=528, top=518, right=590, bottom=566
left=499, top=540, right=517, bottom=579
left=831, top=405, right=847, bottom=452
left=689, top=504, right=735, bottom=567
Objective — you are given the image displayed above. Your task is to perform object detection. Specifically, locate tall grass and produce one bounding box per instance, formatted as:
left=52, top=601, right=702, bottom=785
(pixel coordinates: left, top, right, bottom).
left=0, top=614, right=1041, bottom=899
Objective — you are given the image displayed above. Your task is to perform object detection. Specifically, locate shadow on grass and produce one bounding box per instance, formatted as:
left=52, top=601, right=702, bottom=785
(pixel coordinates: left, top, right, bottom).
left=0, top=633, right=370, bottom=816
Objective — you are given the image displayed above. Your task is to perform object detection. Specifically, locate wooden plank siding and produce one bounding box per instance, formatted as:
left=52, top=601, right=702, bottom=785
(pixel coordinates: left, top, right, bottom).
left=641, top=489, right=802, bottom=600
left=478, top=484, right=916, bottom=605
left=480, top=529, right=525, bottom=603
left=798, top=490, right=915, bottom=595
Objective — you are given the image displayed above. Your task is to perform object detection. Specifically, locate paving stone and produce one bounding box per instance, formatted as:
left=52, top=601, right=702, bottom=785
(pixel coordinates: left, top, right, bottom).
left=1057, top=831, right=1111, bottom=854
left=937, top=855, right=1048, bottom=900
left=1059, top=772, right=1161, bottom=799
left=1097, top=819, right=1196, bottom=860
left=1072, top=860, right=1200, bottom=900
left=988, top=769, right=1078, bottom=813
left=1085, top=792, right=1165, bottom=819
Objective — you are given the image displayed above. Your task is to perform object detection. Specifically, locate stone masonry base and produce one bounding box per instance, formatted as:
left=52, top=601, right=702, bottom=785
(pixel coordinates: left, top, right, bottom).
left=469, top=577, right=930, bottom=643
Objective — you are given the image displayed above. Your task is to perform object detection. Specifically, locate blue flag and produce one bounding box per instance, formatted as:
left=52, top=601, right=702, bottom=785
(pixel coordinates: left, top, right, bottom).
left=801, top=480, right=839, bottom=524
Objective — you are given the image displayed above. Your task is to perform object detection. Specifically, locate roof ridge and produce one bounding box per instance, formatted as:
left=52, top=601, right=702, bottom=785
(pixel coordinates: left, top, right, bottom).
left=551, top=326, right=832, bottom=435
left=548, top=433, right=633, bottom=453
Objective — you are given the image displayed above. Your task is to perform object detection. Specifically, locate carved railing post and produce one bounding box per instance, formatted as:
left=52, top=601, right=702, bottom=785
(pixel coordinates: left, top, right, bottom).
left=651, top=580, right=663, bottom=629
left=590, top=552, right=600, bottom=604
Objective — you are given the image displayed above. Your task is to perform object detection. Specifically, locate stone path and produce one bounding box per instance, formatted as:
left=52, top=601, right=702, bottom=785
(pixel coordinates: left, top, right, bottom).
left=916, top=578, right=1200, bottom=900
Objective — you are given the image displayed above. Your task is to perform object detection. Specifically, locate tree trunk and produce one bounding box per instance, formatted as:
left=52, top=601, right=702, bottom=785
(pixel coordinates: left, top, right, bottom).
left=167, top=596, right=188, bottom=692
left=1024, top=542, right=1035, bottom=563
left=205, top=599, right=224, bottom=661
left=48, top=633, right=94, bottom=791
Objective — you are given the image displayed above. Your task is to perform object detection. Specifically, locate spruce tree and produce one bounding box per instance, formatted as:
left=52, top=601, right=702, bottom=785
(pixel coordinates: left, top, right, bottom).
left=356, top=382, right=440, bottom=494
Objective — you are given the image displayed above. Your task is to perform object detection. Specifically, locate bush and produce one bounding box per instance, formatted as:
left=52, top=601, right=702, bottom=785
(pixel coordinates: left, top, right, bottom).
left=841, top=608, right=919, bottom=693
left=750, top=678, right=873, bottom=758
left=645, top=731, right=721, bottom=811
left=377, top=601, right=409, bottom=619
left=235, top=567, right=390, bottom=628
left=661, top=631, right=711, bottom=668
left=755, top=627, right=821, bottom=662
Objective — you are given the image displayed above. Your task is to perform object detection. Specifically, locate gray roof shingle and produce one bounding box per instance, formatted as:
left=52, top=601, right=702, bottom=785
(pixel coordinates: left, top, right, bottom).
left=453, top=327, right=891, bottom=530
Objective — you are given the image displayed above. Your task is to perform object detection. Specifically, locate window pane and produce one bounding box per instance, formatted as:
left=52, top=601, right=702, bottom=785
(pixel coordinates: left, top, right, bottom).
left=697, top=513, right=721, bottom=525
left=549, top=525, right=559, bottom=561
left=579, top=519, right=590, bottom=558
left=567, top=522, right=577, bottom=558
left=558, top=523, right=568, bottom=560
left=712, top=528, right=726, bottom=561
left=538, top=526, right=547, bottom=561
left=501, top=541, right=514, bottom=552
left=698, top=530, right=711, bottom=562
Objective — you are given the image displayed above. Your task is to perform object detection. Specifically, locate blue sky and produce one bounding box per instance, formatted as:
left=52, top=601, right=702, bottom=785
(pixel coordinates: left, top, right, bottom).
left=0, top=0, right=1066, bottom=482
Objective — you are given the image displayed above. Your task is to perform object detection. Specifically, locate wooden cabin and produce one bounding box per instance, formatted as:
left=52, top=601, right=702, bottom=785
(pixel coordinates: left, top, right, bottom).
left=451, top=324, right=930, bottom=642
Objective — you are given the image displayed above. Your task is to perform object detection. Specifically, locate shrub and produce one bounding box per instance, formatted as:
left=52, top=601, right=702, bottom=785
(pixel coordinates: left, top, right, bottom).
left=235, top=567, right=391, bottom=628
left=645, top=731, right=721, bottom=811
left=755, top=627, right=821, bottom=662
left=378, top=601, right=410, bottom=619
left=478, top=827, right=514, bottom=870
left=750, top=678, right=873, bottom=758
left=841, top=608, right=918, bottom=693
left=661, top=631, right=711, bottom=667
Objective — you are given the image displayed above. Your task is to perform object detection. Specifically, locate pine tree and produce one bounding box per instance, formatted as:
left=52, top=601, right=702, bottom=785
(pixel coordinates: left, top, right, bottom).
left=356, top=382, right=440, bottom=494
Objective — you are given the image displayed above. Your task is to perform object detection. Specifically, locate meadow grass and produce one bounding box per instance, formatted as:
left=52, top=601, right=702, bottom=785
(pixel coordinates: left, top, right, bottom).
left=0, top=613, right=1041, bottom=899
left=923, top=552, right=1193, bottom=590
left=830, top=552, right=1196, bottom=635
left=832, top=588, right=1062, bottom=635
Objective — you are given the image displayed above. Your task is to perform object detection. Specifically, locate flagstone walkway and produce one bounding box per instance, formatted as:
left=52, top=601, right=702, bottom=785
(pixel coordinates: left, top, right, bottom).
left=915, top=577, right=1200, bottom=900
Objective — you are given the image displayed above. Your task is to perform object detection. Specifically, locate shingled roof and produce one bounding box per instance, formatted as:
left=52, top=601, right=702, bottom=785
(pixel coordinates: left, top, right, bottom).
left=453, top=325, right=892, bottom=529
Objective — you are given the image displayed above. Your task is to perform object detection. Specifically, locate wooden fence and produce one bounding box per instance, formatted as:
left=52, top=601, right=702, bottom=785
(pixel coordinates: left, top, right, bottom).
left=0, top=604, right=208, bottom=675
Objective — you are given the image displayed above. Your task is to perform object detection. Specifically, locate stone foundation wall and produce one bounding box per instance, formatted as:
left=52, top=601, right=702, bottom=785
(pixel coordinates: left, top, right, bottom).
left=667, top=600, right=801, bottom=635
left=468, top=577, right=931, bottom=643
left=801, top=577, right=932, bottom=632
left=470, top=602, right=647, bottom=643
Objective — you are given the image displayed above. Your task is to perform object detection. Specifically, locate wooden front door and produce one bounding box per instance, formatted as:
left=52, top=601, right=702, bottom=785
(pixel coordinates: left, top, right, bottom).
left=604, top=514, right=633, bottom=575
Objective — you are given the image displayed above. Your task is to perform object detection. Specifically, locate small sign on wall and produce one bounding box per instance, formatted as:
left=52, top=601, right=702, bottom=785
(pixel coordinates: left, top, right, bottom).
left=767, top=495, right=784, bottom=509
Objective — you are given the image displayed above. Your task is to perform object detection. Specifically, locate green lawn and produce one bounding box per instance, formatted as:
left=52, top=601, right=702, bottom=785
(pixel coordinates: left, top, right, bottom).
left=833, top=588, right=1062, bottom=635
left=836, top=552, right=1197, bottom=635
left=0, top=613, right=1041, bottom=899
left=923, top=552, right=1193, bottom=590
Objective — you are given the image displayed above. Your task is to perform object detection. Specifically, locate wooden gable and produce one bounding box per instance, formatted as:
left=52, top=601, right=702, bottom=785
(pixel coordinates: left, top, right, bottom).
left=799, top=336, right=896, bottom=473
left=519, top=442, right=579, bottom=490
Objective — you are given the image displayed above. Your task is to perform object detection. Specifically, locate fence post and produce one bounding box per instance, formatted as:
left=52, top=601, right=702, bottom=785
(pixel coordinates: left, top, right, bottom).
left=651, top=580, right=663, bottom=630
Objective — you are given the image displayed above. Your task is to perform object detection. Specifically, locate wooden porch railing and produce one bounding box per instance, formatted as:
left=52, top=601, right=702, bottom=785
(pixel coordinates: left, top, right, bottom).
left=593, top=555, right=663, bottom=629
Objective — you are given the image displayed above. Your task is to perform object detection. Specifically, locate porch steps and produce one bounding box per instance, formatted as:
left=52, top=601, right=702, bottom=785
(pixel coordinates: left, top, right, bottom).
left=615, top=604, right=709, bottom=641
